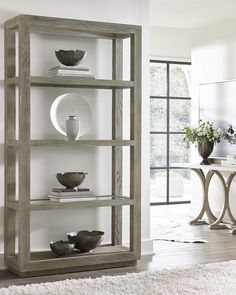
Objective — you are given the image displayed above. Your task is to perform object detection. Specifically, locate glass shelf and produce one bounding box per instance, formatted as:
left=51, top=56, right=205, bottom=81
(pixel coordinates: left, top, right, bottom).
left=7, top=139, right=135, bottom=147
left=6, top=196, right=134, bottom=211
left=7, top=76, right=134, bottom=89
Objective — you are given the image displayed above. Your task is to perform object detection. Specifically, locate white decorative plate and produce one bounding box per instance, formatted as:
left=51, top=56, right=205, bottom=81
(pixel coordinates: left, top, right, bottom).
left=50, top=93, right=92, bottom=137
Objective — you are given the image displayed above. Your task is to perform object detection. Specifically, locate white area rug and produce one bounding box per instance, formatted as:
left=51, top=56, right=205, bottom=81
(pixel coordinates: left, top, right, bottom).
left=1, top=260, right=236, bottom=295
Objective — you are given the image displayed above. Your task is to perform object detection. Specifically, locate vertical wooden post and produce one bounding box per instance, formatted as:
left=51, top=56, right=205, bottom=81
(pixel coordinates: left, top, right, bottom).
left=130, top=29, right=142, bottom=257
left=4, top=24, right=16, bottom=263
left=18, top=15, right=31, bottom=267
left=111, top=38, right=123, bottom=245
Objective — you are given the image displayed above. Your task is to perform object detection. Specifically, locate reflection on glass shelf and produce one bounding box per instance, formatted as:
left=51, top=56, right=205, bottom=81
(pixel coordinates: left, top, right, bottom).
left=150, top=169, right=191, bottom=203
left=33, top=195, right=131, bottom=202
left=11, top=196, right=131, bottom=202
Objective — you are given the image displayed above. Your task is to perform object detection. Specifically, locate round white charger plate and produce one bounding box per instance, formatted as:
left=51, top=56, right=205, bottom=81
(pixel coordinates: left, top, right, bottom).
left=50, top=93, right=92, bottom=137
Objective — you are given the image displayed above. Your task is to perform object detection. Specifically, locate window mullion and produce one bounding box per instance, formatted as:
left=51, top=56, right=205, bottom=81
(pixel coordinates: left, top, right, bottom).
left=166, top=62, right=170, bottom=204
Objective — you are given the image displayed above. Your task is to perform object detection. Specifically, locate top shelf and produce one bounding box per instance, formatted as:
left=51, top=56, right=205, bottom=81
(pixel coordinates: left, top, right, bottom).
left=5, top=14, right=141, bottom=40
left=7, top=77, right=134, bottom=89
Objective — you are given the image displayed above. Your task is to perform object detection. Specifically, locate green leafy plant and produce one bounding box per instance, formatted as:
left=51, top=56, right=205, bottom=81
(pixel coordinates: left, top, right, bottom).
left=183, top=120, right=223, bottom=149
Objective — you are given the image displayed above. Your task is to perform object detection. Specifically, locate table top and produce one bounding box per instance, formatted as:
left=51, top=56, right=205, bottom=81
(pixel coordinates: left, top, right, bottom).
left=171, top=163, right=236, bottom=172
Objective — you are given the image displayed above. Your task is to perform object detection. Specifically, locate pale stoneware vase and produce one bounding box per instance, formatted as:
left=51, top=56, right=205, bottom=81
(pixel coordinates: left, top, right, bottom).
left=66, top=116, right=80, bottom=140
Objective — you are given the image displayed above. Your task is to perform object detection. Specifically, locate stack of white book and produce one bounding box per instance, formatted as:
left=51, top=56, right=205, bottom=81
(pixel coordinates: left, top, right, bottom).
left=47, top=66, right=94, bottom=78
left=221, top=155, right=236, bottom=167
left=48, top=188, right=95, bottom=202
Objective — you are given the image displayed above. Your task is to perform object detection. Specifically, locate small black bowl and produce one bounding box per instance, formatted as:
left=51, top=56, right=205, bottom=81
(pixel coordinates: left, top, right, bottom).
left=50, top=240, right=75, bottom=256
left=67, top=230, right=104, bottom=252
left=55, top=50, right=86, bottom=66
left=56, top=172, right=87, bottom=189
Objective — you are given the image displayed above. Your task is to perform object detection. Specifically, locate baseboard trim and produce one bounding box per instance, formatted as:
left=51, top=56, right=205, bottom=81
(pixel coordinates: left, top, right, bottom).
left=0, top=254, right=5, bottom=270
left=0, top=239, right=154, bottom=271
left=141, top=239, right=154, bottom=256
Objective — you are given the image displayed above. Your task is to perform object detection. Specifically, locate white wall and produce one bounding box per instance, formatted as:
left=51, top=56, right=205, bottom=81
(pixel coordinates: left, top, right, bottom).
left=191, top=17, right=236, bottom=124
left=191, top=18, right=236, bottom=217
left=150, top=26, right=191, bottom=60
left=0, top=0, right=152, bottom=266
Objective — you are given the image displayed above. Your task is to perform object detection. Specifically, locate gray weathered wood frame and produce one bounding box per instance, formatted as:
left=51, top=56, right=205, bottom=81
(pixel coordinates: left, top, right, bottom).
left=4, top=17, right=17, bottom=266
left=112, top=38, right=123, bottom=245
left=4, top=14, right=142, bottom=277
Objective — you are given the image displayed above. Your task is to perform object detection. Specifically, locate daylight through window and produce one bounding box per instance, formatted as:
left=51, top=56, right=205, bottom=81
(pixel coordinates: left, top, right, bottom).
left=150, top=60, right=192, bottom=205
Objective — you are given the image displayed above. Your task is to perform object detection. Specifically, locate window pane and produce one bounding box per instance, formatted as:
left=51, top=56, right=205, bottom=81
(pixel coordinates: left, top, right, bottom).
left=169, top=134, right=190, bottom=164
left=150, top=62, right=167, bottom=96
left=169, top=99, right=191, bottom=132
left=169, top=64, right=191, bottom=97
left=150, top=169, right=167, bottom=202
left=150, top=99, right=167, bottom=132
left=150, top=134, right=167, bottom=167
left=169, top=169, right=191, bottom=201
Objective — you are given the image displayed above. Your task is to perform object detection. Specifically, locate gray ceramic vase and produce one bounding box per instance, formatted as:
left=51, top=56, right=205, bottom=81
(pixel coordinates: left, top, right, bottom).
left=66, top=116, right=80, bottom=140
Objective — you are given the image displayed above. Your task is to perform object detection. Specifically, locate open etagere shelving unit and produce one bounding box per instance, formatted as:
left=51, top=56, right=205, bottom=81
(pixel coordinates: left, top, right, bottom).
left=4, top=14, right=141, bottom=277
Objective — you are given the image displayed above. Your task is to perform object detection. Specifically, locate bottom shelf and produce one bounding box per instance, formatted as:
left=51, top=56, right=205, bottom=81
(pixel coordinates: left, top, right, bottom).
left=6, top=245, right=138, bottom=277
left=31, top=245, right=129, bottom=261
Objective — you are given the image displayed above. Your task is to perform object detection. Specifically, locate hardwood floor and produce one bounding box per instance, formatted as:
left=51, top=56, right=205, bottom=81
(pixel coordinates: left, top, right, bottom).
left=151, top=204, right=236, bottom=266
left=1, top=204, right=236, bottom=288
left=154, top=225, right=236, bottom=269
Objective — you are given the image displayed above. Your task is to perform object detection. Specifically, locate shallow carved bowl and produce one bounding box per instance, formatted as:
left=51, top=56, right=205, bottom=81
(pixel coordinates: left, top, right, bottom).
left=55, top=50, right=86, bottom=66
left=67, top=230, right=104, bottom=252
left=50, top=240, right=75, bottom=256
left=56, top=172, right=87, bottom=189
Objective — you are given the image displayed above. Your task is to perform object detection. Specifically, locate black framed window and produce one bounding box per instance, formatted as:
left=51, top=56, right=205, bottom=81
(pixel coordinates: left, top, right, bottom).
left=150, top=60, right=191, bottom=205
